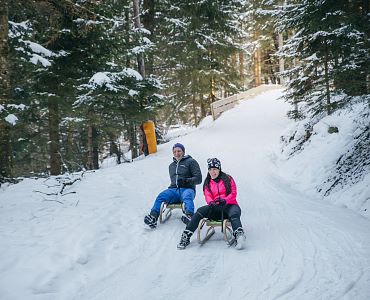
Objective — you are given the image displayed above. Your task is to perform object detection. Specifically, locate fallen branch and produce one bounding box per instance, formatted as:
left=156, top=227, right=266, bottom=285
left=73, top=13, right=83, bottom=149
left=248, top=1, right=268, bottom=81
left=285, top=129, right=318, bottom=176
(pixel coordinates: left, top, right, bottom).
left=61, top=191, right=76, bottom=196
left=33, top=190, right=58, bottom=196
left=60, top=178, right=81, bottom=194
left=42, top=198, right=64, bottom=204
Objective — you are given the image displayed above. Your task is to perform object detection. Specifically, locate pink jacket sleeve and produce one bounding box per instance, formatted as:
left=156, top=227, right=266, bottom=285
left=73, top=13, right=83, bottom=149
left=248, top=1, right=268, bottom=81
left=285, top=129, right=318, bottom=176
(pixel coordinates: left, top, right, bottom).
left=203, top=187, right=215, bottom=205
left=224, top=176, right=237, bottom=205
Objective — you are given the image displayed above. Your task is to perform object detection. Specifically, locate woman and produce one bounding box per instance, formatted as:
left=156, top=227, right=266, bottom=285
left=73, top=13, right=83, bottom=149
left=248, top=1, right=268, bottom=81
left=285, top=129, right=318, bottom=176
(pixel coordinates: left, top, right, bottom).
left=177, top=158, right=246, bottom=250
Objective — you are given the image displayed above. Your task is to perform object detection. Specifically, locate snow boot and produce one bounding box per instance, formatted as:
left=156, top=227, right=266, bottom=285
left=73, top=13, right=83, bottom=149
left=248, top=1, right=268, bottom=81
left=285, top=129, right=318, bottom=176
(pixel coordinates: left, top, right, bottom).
left=233, top=227, right=246, bottom=250
left=177, top=230, right=193, bottom=250
left=144, top=213, right=157, bottom=229
left=181, top=213, right=193, bottom=225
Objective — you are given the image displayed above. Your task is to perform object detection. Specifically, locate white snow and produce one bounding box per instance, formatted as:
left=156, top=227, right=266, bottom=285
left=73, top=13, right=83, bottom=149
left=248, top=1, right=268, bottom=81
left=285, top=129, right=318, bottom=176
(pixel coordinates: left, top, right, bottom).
left=121, top=68, right=142, bottom=80
left=278, top=101, right=370, bottom=217
left=24, top=41, right=54, bottom=57
left=88, top=72, right=112, bottom=87
left=7, top=104, right=27, bottom=111
left=9, top=21, right=31, bottom=38
left=1, top=90, right=369, bottom=300
left=131, top=46, right=146, bottom=54
left=164, top=124, right=197, bottom=141
left=30, top=53, right=52, bottom=67
left=5, top=114, right=18, bottom=125
left=87, top=68, right=143, bottom=91
left=128, top=89, right=139, bottom=97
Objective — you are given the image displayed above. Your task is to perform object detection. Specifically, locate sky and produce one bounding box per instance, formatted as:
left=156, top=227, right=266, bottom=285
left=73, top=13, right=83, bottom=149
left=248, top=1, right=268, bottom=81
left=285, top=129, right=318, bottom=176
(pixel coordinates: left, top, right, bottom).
left=1, top=89, right=369, bottom=300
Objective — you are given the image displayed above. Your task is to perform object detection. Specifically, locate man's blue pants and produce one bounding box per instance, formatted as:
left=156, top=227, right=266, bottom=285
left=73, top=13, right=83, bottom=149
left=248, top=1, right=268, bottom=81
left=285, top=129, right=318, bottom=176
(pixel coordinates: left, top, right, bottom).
left=151, top=188, right=195, bottom=216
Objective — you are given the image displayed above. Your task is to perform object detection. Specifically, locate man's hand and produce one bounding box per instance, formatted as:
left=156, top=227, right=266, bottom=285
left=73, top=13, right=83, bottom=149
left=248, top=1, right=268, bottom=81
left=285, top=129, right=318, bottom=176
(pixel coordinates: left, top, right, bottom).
left=177, top=177, right=190, bottom=186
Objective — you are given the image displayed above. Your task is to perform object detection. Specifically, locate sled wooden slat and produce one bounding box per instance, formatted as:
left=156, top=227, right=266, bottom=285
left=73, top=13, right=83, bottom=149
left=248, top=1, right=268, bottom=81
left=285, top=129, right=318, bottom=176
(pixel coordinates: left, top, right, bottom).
left=166, top=203, right=183, bottom=209
left=206, top=220, right=223, bottom=227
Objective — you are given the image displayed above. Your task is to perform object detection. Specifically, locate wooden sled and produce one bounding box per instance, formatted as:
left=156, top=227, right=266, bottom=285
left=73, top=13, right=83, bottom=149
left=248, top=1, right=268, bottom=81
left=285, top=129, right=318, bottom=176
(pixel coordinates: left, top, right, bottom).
left=159, top=202, right=185, bottom=224
left=197, top=218, right=234, bottom=245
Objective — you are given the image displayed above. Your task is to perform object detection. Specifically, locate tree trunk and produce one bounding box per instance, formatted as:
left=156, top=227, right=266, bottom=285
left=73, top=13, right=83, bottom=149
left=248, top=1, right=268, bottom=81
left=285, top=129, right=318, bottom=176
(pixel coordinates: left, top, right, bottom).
left=86, top=126, right=99, bottom=169
left=125, top=7, right=131, bottom=68
left=231, top=53, right=237, bottom=70
left=109, top=135, right=121, bottom=164
left=129, top=121, right=138, bottom=159
left=293, top=56, right=299, bottom=114
left=209, top=75, right=216, bottom=103
left=87, top=124, right=93, bottom=170
left=48, top=98, right=61, bottom=175
left=142, top=0, right=155, bottom=75
left=86, top=108, right=93, bottom=170
left=253, top=31, right=262, bottom=87
left=200, top=93, right=207, bottom=118
left=0, top=0, right=12, bottom=179
left=192, top=93, right=198, bottom=126
left=92, top=129, right=99, bottom=169
left=133, top=0, right=145, bottom=78
left=64, top=123, right=74, bottom=171
left=254, top=48, right=262, bottom=86
left=239, top=51, right=244, bottom=78
left=278, top=0, right=286, bottom=84
left=324, top=42, right=331, bottom=115
left=278, top=32, right=285, bottom=84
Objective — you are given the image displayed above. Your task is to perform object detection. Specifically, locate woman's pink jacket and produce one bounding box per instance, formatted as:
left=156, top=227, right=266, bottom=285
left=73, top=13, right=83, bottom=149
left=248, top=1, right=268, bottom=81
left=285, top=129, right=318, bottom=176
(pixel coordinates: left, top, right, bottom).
left=203, top=176, right=239, bottom=205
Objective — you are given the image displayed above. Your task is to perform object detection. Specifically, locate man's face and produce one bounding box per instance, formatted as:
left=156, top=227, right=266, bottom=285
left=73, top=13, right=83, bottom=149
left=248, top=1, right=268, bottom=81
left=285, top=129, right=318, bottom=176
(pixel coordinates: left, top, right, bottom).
left=173, top=147, right=184, bottom=160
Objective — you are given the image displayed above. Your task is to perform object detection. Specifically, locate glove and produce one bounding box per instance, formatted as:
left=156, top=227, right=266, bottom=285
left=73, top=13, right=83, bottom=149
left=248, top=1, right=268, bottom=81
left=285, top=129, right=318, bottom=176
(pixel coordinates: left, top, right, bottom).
left=215, top=198, right=226, bottom=206
left=209, top=201, right=217, bottom=207
left=177, top=177, right=190, bottom=186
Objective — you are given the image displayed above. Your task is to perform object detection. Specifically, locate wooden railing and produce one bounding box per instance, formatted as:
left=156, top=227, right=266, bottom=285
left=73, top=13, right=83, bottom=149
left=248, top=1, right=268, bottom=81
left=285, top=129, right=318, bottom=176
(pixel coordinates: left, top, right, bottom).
left=211, top=84, right=283, bottom=120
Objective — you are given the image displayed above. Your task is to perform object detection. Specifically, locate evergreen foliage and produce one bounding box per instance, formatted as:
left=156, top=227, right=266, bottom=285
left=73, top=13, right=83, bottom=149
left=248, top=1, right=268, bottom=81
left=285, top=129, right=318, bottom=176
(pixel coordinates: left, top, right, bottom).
left=6, top=0, right=163, bottom=176
left=277, top=0, right=370, bottom=195
left=244, top=0, right=282, bottom=85
left=277, top=0, right=370, bottom=117
left=151, top=0, right=247, bottom=125
left=3, top=0, right=368, bottom=187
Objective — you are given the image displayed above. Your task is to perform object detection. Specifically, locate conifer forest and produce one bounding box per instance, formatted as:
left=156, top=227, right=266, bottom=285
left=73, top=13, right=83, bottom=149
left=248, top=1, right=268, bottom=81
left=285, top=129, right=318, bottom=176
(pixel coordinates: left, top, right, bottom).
left=0, top=0, right=369, bottom=186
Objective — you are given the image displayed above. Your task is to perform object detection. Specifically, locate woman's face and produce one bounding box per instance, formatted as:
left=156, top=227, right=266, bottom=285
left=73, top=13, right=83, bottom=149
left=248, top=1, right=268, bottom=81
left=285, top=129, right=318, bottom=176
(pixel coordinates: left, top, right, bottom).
left=208, top=168, right=220, bottom=179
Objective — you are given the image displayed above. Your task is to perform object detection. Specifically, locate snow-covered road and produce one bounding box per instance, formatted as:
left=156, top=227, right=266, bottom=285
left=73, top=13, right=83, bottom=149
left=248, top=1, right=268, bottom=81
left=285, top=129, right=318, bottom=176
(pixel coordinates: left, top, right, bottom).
left=1, top=90, right=370, bottom=300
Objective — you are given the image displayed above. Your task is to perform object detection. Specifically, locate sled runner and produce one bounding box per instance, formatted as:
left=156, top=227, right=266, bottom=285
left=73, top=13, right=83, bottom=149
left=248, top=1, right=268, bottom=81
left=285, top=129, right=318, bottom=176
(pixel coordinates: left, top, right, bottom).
left=159, top=202, right=185, bottom=223
left=197, top=218, right=234, bottom=245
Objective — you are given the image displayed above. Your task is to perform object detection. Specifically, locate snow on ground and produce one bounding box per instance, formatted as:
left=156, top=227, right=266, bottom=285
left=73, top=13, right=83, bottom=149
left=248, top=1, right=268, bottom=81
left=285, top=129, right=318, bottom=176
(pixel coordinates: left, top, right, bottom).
left=277, top=101, right=370, bottom=218
left=1, top=90, right=370, bottom=300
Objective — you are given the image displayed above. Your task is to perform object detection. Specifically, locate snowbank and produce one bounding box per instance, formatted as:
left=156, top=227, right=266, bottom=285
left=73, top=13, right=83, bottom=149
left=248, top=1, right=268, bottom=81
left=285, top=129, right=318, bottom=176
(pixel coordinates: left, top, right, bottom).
left=278, top=101, right=370, bottom=218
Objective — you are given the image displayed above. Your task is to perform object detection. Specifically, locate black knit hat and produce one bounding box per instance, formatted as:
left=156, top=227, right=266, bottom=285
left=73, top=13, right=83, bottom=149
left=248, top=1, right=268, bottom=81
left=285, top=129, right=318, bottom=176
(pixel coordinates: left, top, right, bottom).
left=207, top=158, right=221, bottom=170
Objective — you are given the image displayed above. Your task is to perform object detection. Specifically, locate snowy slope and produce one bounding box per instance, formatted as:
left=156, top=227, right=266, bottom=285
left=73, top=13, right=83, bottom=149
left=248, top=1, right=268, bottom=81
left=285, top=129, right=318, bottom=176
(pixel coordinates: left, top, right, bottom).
left=277, top=101, right=370, bottom=218
left=1, top=90, right=370, bottom=300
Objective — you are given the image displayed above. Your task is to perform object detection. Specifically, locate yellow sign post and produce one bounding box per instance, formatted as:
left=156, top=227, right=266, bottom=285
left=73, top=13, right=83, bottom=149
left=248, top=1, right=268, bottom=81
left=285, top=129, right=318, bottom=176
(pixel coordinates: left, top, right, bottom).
left=142, top=121, right=157, bottom=154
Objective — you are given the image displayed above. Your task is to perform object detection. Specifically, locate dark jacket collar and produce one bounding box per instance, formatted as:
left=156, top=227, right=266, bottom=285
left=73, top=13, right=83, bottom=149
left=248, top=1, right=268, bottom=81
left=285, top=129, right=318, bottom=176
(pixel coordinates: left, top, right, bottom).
left=211, top=175, right=221, bottom=183
left=172, top=154, right=191, bottom=163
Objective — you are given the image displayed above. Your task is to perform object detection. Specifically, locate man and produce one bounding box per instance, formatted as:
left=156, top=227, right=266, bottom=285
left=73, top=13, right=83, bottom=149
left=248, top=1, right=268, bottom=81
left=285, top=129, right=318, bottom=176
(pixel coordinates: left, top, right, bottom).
left=144, top=143, right=202, bottom=228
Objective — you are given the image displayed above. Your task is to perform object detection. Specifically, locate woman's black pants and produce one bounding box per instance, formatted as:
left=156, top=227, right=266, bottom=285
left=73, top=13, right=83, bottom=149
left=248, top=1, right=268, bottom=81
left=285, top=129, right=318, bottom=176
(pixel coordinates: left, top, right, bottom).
left=186, top=204, right=243, bottom=232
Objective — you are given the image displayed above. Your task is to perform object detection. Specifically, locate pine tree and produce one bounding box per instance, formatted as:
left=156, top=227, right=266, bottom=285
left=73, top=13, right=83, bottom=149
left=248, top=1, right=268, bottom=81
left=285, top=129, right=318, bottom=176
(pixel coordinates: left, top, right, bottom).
left=0, top=0, right=12, bottom=179
left=277, top=0, right=370, bottom=118
left=244, top=0, right=283, bottom=86
left=5, top=0, right=164, bottom=175
left=151, top=0, right=247, bottom=125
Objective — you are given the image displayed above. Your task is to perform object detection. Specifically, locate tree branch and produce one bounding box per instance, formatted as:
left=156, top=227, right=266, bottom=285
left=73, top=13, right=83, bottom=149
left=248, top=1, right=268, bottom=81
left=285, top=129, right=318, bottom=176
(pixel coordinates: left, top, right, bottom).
left=43, top=0, right=98, bottom=20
